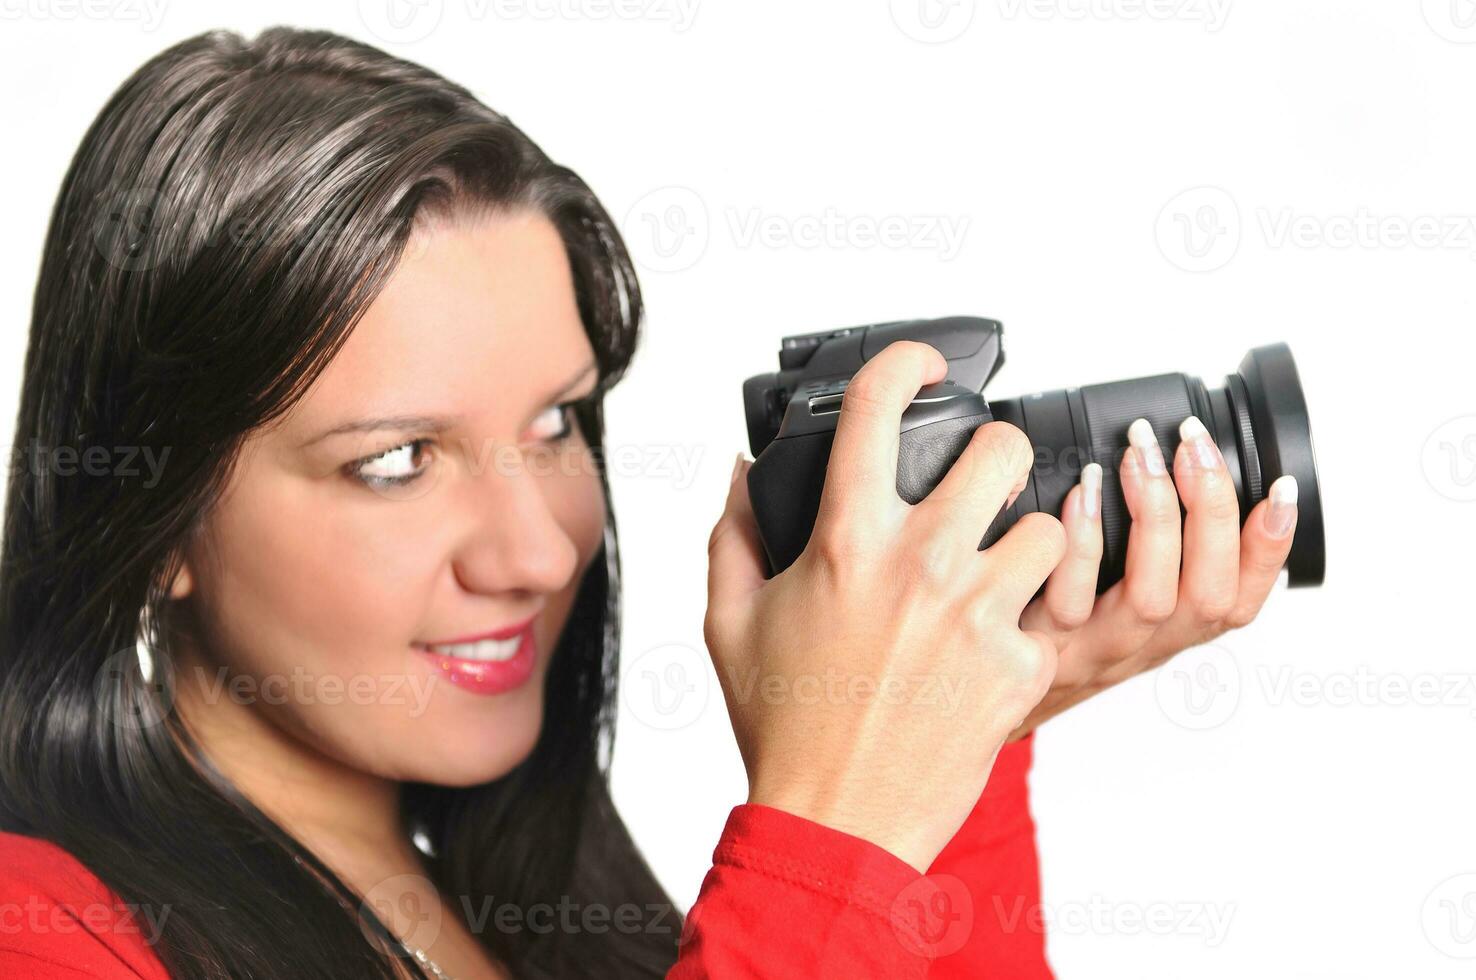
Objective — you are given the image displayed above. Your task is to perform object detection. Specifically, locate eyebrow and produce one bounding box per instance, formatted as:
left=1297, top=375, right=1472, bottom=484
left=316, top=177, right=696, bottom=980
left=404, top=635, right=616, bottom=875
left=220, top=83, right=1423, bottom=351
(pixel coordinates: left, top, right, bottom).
left=298, top=360, right=600, bottom=450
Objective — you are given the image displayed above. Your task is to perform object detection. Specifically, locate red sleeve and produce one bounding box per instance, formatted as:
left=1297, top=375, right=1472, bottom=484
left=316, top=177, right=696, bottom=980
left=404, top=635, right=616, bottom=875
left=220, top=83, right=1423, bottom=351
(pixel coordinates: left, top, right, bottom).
left=669, top=734, right=1052, bottom=979
left=668, top=804, right=938, bottom=978
left=925, top=733, right=1053, bottom=978
left=0, top=833, right=170, bottom=980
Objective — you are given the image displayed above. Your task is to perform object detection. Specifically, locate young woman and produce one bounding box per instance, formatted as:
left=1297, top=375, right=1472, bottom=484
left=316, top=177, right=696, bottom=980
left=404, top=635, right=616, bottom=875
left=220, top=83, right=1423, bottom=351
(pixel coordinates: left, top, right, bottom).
left=0, top=27, right=1299, bottom=980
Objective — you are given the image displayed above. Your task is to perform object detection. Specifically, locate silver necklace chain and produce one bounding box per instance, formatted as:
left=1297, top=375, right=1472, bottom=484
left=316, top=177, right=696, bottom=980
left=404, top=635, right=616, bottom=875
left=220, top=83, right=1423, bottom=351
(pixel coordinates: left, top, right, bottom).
left=402, top=941, right=457, bottom=980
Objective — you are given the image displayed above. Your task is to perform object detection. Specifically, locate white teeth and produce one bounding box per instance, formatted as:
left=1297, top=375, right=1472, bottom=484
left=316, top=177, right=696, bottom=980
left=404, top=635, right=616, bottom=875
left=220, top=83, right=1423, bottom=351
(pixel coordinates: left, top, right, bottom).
left=422, top=637, right=521, bottom=662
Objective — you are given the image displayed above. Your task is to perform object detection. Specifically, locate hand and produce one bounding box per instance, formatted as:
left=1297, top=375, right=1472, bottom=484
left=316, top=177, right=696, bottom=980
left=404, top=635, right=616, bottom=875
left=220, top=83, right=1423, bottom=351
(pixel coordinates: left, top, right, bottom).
left=705, top=340, right=1067, bottom=872
left=1010, top=414, right=1300, bottom=739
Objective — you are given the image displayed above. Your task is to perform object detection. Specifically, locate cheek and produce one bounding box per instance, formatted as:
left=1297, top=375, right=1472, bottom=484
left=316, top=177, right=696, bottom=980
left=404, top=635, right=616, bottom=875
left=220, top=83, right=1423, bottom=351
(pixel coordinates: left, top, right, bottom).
left=187, top=479, right=426, bottom=684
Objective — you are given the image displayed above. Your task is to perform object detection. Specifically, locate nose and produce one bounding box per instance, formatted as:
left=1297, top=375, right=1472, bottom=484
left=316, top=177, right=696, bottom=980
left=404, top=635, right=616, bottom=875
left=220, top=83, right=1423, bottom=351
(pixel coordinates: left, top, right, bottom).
left=449, top=452, right=581, bottom=598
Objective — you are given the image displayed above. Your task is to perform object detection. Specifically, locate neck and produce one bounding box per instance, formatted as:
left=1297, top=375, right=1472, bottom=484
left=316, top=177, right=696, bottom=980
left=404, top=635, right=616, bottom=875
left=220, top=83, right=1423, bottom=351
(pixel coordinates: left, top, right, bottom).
left=169, top=642, right=423, bottom=880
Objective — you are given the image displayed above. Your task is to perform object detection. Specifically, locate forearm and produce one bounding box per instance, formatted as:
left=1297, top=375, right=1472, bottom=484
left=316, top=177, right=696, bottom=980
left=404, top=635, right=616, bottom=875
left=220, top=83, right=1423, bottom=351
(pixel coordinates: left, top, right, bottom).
left=923, top=734, right=1053, bottom=979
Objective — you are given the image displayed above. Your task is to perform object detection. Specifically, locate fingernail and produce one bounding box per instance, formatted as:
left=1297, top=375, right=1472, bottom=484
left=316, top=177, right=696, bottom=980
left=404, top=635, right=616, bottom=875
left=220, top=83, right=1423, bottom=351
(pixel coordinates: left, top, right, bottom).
left=1265, top=475, right=1298, bottom=536
left=1127, top=418, right=1168, bottom=477
left=1178, top=415, right=1222, bottom=471
left=1081, top=462, right=1102, bottom=519
left=730, top=452, right=746, bottom=486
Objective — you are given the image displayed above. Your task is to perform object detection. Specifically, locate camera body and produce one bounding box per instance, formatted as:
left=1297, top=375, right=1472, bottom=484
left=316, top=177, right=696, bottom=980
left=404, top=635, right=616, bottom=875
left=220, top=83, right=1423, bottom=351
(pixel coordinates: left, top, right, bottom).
left=742, top=316, right=1325, bottom=589
left=744, top=316, right=1009, bottom=574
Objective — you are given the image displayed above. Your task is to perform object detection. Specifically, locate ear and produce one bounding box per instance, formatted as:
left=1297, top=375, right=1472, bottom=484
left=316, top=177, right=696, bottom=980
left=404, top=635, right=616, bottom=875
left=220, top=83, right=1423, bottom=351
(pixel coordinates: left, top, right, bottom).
left=167, top=558, right=194, bottom=600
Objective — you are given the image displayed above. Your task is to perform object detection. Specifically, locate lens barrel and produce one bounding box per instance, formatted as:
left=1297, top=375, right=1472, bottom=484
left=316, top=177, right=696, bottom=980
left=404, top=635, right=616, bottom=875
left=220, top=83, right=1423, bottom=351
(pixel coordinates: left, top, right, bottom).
left=987, top=343, right=1324, bottom=590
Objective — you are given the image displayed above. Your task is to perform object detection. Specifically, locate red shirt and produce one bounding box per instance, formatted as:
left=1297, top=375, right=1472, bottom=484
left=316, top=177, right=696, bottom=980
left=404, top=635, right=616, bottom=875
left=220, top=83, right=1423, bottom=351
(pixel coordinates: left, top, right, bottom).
left=0, top=737, right=1049, bottom=978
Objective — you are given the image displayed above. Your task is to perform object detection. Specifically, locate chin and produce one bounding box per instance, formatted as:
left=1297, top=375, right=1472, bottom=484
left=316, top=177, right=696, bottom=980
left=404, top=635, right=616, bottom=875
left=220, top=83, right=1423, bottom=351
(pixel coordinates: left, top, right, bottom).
left=398, top=687, right=547, bottom=788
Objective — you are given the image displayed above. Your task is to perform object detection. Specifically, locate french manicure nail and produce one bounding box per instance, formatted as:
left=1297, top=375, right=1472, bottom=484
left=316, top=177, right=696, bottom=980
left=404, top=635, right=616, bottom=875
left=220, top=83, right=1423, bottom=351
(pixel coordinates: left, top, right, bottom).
left=1265, top=475, right=1298, bottom=536
left=730, top=452, right=746, bottom=486
left=1178, top=415, right=1221, bottom=471
left=1128, top=418, right=1168, bottom=477
left=1081, top=462, right=1102, bottom=519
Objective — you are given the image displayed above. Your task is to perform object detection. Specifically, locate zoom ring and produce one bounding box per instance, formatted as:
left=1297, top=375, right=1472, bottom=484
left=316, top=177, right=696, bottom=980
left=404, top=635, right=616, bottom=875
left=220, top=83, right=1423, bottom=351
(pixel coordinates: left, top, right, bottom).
left=1078, top=374, right=1194, bottom=579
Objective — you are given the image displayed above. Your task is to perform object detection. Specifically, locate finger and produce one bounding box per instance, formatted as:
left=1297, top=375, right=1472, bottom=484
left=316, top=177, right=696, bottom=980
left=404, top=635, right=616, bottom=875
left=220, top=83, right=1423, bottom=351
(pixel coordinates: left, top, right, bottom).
left=978, top=511, right=1068, bottom=613
left=912, top=421, right=1034, bottom=551
left=1022, top=462, right=1104, bottom=637
left=1224, top=475, right=1298, bottom=628
left=816, top=341, right=947, bottom=529
left=707, top=454, right=767, bottom=613
left=1017, top=628, right=1060, bottom=705
left=1099, top=417, right=1182, bottom=631
left=1169, top=415, right=1242, bottom=627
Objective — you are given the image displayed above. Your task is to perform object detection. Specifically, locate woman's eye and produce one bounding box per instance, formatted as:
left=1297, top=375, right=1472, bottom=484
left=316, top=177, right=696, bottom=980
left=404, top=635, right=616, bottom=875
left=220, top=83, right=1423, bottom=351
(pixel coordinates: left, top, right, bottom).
left=350, top=439, right=431, bottom=489
left=526, top=403, right=575, bottom=443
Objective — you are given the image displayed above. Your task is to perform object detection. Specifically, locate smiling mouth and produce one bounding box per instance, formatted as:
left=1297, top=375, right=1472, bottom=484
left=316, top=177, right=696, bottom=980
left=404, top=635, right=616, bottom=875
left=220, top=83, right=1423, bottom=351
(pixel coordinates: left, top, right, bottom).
left=412, top=614, right=538, bottom=663
left=412, top=636, right=522, bottom=662
left=411, top=620, right=539, bottom=697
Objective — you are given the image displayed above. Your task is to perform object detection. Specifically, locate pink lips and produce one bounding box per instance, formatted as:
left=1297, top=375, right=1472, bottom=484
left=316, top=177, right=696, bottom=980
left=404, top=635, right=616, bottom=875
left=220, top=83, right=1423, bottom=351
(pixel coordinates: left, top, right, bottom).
left=413, top=616, right=538, bottom=696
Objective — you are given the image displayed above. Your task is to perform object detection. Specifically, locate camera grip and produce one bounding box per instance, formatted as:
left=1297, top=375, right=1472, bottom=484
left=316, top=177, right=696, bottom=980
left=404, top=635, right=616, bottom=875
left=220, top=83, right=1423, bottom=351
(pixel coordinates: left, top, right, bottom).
left=748, top=412, right=1015, bottom=577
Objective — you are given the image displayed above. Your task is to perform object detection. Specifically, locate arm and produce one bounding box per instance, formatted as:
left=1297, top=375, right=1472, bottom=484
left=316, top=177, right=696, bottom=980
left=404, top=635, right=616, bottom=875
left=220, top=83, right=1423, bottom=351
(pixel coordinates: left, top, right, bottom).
left=923, top=734, right=1052, bottom=979
left=666, top=738, right=1050, bottom=980
left=694, top=343, right=1066, bottom=976
left=667, top=804, right=936, bottom=979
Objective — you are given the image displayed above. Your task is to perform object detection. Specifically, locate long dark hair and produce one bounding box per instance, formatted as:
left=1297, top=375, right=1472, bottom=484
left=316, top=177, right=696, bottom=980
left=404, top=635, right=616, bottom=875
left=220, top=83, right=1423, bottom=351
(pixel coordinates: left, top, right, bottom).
left=0, top=26, right=676, bottom=979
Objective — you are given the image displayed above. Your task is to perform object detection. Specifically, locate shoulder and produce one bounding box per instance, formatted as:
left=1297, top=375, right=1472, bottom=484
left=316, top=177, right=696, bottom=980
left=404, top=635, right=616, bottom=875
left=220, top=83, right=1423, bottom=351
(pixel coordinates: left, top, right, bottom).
left=0, top=831, right=119, bottom=908
left=0, top=832, right=170, bottom=979
left=0, top=830, right=98, bottom=881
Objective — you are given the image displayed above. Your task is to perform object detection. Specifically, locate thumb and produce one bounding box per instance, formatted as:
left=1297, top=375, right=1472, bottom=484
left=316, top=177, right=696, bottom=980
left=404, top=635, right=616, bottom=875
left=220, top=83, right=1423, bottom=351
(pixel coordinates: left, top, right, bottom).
left=707, top=453, right=767, bottom=614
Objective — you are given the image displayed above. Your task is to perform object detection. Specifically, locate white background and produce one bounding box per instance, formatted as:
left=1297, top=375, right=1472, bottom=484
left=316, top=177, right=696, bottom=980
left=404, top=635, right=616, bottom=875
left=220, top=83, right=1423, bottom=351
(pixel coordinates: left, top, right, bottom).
left=3, top=2, right=1474, bottom=976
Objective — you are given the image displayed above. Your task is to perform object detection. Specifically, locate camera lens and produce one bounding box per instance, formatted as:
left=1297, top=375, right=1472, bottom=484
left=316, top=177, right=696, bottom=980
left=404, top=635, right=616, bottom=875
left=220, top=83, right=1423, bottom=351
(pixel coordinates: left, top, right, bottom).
left=985, top=343, right=1324, bottom=591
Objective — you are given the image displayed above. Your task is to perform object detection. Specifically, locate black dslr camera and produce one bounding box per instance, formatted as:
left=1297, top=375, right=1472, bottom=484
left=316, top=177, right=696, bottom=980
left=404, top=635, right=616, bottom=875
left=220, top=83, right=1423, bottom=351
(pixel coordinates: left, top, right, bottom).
left=742, top=316, right=1325, bottom=591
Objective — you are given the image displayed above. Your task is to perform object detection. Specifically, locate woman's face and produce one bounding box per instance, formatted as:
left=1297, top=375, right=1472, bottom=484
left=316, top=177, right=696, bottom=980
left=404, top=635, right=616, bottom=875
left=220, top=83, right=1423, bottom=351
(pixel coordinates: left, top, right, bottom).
left=173, top=206, right=607, bottom=788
